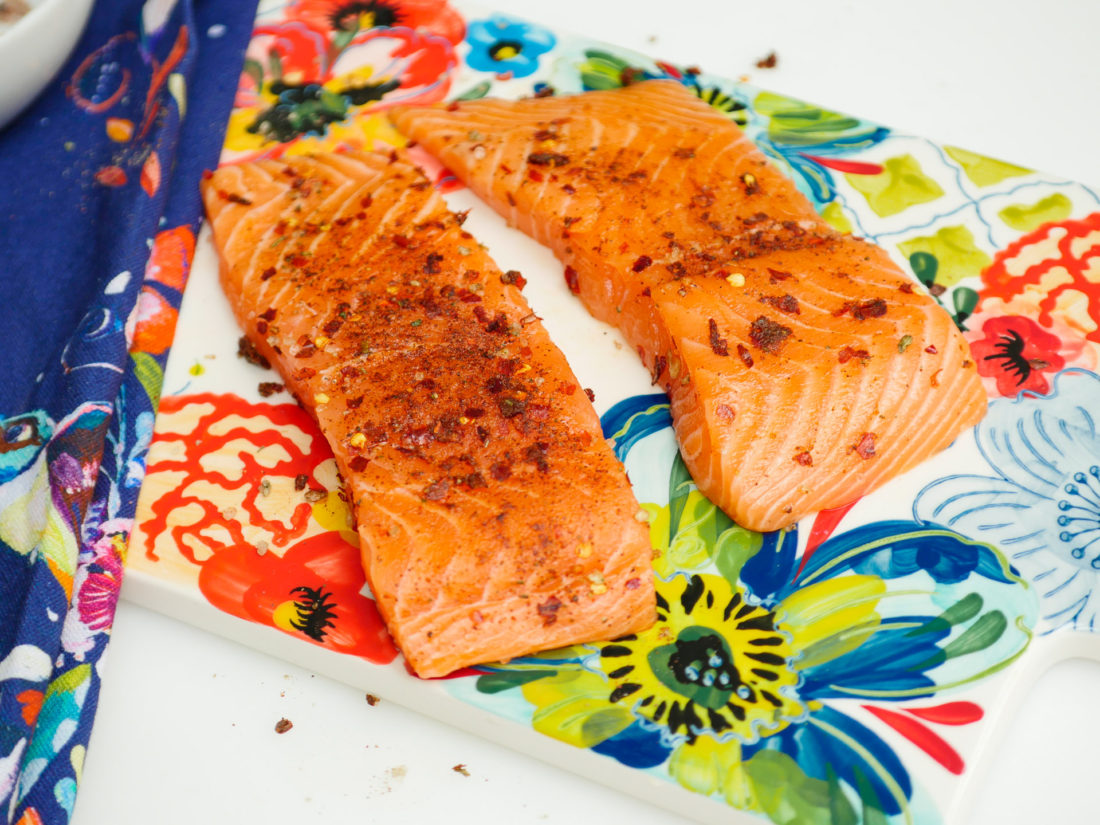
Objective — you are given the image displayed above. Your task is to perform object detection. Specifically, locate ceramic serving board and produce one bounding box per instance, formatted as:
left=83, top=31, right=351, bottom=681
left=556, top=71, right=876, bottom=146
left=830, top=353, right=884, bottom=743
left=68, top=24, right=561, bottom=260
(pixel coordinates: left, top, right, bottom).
left=123, top=2, right=1100, bottom=823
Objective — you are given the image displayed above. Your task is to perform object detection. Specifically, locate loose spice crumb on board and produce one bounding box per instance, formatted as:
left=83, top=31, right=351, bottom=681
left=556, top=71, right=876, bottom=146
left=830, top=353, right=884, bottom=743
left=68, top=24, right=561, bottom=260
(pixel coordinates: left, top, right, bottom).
left=365, top=693, right=380, bottom=706
left=274, top=717, right=293, bottom=734
left=452, top=764, right=470, bottom=776
left=756, top=51, right=778, bottom=69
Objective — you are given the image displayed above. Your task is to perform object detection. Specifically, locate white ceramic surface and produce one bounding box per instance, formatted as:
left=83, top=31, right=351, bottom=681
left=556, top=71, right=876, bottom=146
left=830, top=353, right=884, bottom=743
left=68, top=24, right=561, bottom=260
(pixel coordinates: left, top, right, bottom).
left=73, top=1, right=1100, bottom=824
left=0, top=0, right=94, bottom=130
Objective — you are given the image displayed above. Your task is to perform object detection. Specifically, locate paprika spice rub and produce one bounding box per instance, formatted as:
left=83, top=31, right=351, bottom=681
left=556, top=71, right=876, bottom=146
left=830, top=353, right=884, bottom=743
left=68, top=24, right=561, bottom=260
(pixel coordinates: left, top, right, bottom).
left=201, top=151, right=655, bottom=678
left=388, top=80, right=987, bottom=531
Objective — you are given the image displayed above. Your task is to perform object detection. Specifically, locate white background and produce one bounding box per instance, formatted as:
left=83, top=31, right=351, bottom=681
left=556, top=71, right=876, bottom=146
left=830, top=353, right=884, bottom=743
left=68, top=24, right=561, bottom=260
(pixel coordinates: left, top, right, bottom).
left=74, top=1, right=1100, bottom=824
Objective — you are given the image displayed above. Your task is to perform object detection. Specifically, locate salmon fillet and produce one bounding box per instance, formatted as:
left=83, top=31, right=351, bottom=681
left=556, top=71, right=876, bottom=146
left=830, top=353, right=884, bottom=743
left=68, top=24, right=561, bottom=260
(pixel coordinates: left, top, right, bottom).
left=389, top=80, right=988, bottom=531
left=201, top=151, right=655, bottom=677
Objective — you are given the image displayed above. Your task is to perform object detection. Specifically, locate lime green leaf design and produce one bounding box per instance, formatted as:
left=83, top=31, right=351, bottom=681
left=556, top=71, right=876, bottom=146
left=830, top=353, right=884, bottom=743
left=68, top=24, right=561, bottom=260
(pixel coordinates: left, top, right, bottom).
left=820, top=202, right=853, bottom=234
left=520, top=669, right=634, bottom=748
left=998, top=193, right=1073, bottom=232
left=944, top=145, right=1031, bottom=186
left=844, top=154, right=944, bottom=217
left=744, top=750, right=836, bottom=825
left=897, top=225, right=992, bottom=287
left=578, top=50, right=633, bottom=90
left=131, top=351, right=164, bottom=410
left=753, top=92, right=861, bottom=146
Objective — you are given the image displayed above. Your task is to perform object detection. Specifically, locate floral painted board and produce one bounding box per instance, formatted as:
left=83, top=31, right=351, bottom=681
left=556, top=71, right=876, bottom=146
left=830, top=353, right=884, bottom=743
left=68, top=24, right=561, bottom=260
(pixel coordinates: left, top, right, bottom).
left=125, top=2, right=1100, bottom=824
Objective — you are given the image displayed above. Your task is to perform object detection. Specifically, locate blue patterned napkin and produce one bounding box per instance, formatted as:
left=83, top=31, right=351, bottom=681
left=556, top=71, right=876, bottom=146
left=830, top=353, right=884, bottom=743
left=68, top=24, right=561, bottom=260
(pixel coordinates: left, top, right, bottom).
left=0, top=1, right=256, bottom=822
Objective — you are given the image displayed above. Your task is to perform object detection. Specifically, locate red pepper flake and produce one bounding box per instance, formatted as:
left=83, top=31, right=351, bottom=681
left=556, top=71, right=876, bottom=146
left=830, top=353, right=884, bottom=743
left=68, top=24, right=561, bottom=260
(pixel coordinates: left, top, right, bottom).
left=500, top=270, right=527, bottom=289
left=287, top=254, right=309, bottom=268
left=853, top=433, right=877, bottom=459
left=237, top=336, right=271, bottom=369
left=365, top=693, right=380, bottom=706
left=707, top=318, right=729, bottom=356
left=641, top=286, right=651, bottom=297
left=794, top=450, right=813, bottom=466
left=348, top=456, right=369, bottom=472
left=584, top=388, right=595, bottom=402
left=274, top=718, right=293, bottom=734
left=259, top=307, right=277, bottom=321
left=652, top=354, right=668, bottom=384
left=562, top=183, right=576, bottom=194
left=737, top=344, right=754, bottom=368
left=899, top=283, right=914, bottom=294
left=537, top=595, right=563, bottom=626
left=533, top=85, right=555, bottom=98
left=260, top=266, right=276, bottom=281
left=837, top=346, right=870, bottom=364
left=563, top=265, right=580, bottom=294
left=294, top=474, right=309, bottom=491
left=527, top=168, right=544, bottom=182
left=924, top=344, right=938, bottom=354
left=506, top=192, right=516, bottom=207
left=715, top=404, right=735, bottom=422
left=621, top=67, right=645, bottom=85
left=256, top=320, right=268, bottom=335
left=684, top=65, right=702, bottom=76
left=767, top=267, right=793, bottom=283
left=759, top=294, right=800, bottom=315
left=347, top=396, right=364, bottom=409
left=457, top=288, right=481, bottom=303
left=490, top=461, right=512, bottom=481
left=257, top=382, right=284, bottom=397
left=294, top=337, right=317, bottom=359
left=527, top=152, right=570, bottom=167
left=632, top=255, right=653, bottom=272
left=558, top=382, right=576, bottom=396
left=674, top=147, right=696, bottom=160
left=834, top=298, right=888, bottom=320
left=423, top=479, right=450, bottom=500
left=423, top=253, right=444, bottom=274
left=525, top=442, right=550, bottom=472
left=393, top=234, right=412, bottom=248
left=226, top=192, right=252, bottom=205
left=749, top=315, right=792, bottom=354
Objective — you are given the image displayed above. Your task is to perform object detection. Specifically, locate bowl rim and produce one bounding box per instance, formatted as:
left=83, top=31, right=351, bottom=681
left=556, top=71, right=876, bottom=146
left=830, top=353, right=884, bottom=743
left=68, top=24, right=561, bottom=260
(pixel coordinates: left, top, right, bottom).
left=0, top=0, right=92, bottom=45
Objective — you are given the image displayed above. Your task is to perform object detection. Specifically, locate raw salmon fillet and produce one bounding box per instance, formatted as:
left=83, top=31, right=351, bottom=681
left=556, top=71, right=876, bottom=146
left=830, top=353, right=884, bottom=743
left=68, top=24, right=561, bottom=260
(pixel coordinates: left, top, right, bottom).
left=389, top=80, right=987, bottom=531
left=201, top=151, right=655, bottom=677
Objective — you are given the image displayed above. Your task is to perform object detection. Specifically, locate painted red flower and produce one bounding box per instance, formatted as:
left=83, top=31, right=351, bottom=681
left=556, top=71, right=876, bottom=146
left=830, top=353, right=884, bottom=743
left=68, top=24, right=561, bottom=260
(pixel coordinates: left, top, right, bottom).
left=969, top=315, right=1065, bottom=396
left=224, top=17, right=455, bottom=163
left=286, top=0, right=465, bottom=44
left=199, top=532, right=398, bottom=664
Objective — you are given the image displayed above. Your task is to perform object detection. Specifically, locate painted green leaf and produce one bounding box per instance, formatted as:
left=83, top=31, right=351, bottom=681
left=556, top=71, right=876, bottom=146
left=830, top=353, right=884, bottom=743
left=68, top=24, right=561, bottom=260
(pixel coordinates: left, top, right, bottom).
left=827, top=765, right=859, bottom=825
left=820, top=201, right=853, bottom=234
left=953, top=286, right=979, bottom=327
left=521, top=670, right=634, bottom=748
left=944, top=145, right=1031, bottom=187
left=908, top=251, right=938, bottom=289
left=744, top=750, right=835, bottom=825
left=844, top=154, right=944, bottom=217
left=711, top=523, right=762, bottom=585
left=942, top=610, right=1007, bottom=660
left=131, top=351, right=164, bottom=411
left=896, top=225, right=992, bottom=287
left=579, top=50, right=634, bottom=90
left=455, top=81, right=491, bottom=101
left=998, top=193, right=1073, bottom=232
left=476, top=669, right=559, bottom=694
left=243, top=58, right=264, bottom=90
left=753, top=92, right=861, bottom=146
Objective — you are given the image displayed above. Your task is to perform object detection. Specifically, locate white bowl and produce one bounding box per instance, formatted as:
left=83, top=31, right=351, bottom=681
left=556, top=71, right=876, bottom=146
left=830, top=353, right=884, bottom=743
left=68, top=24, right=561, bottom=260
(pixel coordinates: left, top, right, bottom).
left=0, top=0, right=95, bottom=130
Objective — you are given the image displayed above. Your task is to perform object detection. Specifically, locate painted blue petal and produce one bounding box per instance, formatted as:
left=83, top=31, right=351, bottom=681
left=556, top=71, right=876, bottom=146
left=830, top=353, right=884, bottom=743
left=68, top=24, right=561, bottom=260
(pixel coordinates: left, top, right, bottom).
left=590, top=721, right=671, bottom=769
left=761, top=705, right=912, bottom=816
left=794, top=520, right=1015, bottom=587
left=600, top=393, right=671, bottom=462
left=740, top=526, right=799, bottom=605
left=975, top=368, right=1100, bottom=492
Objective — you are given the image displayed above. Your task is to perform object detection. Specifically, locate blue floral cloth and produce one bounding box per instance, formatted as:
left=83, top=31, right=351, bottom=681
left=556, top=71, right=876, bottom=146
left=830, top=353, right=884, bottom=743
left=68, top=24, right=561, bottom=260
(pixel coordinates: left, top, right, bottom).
left=0, top=1, right=256, bottom=822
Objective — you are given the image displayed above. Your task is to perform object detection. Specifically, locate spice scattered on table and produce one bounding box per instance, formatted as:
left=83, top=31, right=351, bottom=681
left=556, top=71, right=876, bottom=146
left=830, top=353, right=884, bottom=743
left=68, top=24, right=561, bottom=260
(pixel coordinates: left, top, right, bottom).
left=756, top=51, right=778, bottom=69
left=452, top=764, right=470, bottom=777
left=365, top=693, right=380, bottom=706
left=274, top=717, right=293, bottom=734
left=258, top=381, right=284, bottom=397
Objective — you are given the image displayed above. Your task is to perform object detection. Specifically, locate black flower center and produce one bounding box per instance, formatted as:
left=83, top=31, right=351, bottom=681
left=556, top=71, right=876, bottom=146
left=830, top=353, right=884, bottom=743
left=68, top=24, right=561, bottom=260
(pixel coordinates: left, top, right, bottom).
left=289, top=585, right=338, bottom=640
left=982, top=328, right=1046, bottom=386
left=329, top=1, right=401, bottom=32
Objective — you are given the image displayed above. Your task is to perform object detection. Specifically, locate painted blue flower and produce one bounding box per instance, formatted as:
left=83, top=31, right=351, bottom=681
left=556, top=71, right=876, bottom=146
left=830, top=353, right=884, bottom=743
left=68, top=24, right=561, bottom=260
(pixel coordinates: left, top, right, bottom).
left=464, top=16, right=555, bottom=79
left=473, top=395, right=1036, bottom=822
left=916, top=368, right=1100, bottom=632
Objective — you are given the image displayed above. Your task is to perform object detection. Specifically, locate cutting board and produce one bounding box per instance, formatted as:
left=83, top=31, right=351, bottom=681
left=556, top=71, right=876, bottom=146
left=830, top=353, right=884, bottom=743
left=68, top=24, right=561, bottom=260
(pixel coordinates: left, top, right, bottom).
left=124, top=2, right=1100, bottom=823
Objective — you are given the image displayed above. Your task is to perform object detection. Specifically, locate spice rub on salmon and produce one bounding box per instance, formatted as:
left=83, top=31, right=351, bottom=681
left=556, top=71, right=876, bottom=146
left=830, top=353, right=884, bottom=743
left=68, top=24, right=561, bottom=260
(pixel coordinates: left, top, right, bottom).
left=389, top=80, right=988, bottom=532
left=201, top=151, right=655, bottom=677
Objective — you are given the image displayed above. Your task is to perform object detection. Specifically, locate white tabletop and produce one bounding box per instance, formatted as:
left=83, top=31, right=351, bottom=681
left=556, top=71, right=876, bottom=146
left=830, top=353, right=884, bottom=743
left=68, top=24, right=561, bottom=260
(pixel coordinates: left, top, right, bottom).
left=74, top=1, right=1100, bottom=823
